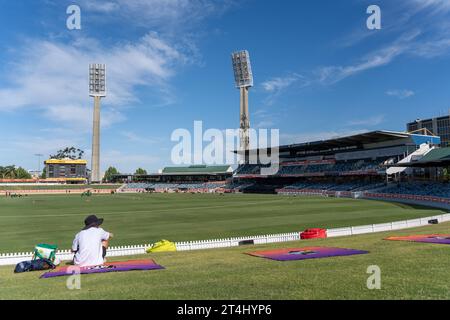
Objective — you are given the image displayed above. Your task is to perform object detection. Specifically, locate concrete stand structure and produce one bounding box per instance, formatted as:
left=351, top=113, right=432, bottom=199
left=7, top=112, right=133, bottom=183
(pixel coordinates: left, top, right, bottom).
left=89, top=64, right=106, bottom=183
left=91, top=96, right=101, bottom=182
left=239, top=87, right=250, bottom=152
left=232, top=50, right=254, bottom=160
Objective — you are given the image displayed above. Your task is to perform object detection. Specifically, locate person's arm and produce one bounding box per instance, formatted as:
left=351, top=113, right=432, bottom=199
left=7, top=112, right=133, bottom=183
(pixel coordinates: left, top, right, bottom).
left=101, top=228, right=113, bottom=241
left=71, top=234, right=79, bottom=253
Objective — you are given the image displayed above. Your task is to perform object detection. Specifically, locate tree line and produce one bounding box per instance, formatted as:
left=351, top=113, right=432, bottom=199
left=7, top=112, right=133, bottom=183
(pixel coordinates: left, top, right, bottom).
left=0, top=165, right=148, bottom=181
left=103, top=167, right=148, bottom=183
left=0, top=166, right=32, bottom=179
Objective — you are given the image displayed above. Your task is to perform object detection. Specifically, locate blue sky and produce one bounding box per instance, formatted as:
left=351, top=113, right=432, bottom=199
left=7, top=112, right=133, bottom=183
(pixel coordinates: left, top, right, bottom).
left=1, top=0, right=450, bottom=173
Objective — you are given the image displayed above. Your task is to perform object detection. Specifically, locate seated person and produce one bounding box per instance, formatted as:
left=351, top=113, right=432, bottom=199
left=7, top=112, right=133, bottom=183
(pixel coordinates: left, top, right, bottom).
left=71, top=215, right=113, bottom=267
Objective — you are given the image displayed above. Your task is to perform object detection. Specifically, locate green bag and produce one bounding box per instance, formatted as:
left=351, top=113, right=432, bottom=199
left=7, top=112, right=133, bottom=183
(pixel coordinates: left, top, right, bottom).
left=33, top=244, right=58, bottom=262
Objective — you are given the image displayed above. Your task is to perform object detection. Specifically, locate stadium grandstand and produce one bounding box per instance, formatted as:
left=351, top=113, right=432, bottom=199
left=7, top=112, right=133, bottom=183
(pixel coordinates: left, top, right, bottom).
left=115, top=130, right=450, bottom=201
left=116, top=165, right=233, bottom=193
left=81, top=129, right=450, bottom=208
left=231, top=130, right=445, bottom=196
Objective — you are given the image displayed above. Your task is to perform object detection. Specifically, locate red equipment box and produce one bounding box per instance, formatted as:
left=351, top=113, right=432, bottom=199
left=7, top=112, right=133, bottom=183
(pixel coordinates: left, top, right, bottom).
left=300, top=228, right=327, bottom=240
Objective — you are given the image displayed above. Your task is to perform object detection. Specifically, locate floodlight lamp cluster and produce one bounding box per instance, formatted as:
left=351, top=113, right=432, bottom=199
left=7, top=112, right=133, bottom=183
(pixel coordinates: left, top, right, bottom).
left=232, top=50, right=253, bottom=89
left=89, top=64, right=106, bottom=97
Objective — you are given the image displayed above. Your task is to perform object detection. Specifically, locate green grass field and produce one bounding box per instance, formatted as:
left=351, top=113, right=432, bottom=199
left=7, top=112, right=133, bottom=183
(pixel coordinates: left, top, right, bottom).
left=2, top=222, right=450, bottom=300
left=0, top=193, right=445, bottom=253
left=1, top=193, right=449, bottom=300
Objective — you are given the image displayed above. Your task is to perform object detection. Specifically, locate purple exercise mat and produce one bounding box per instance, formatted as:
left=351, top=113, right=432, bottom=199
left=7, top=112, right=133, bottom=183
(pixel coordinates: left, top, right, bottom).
left=40, top=259, right=164, bottom=278
left=386, top=234, right=450, bottom=245
left=247, top=246, right=369, bottom=261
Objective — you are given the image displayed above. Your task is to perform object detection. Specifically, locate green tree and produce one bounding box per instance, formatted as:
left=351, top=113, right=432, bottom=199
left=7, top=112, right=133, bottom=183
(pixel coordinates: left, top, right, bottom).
left=444, top=167, right=450, bottom=182
left=103, top=167, right=119, bottom=183
left=134, top=168, right=148, bottom=175
left=41, top=167, right=47, bottom=179
left=50, top=147, right=84, bottom=160
left=0, top=166, right=16, bottom=179
left=15, top=167, right=32, bottom=179
left=0, top=165, right=32, bottom=179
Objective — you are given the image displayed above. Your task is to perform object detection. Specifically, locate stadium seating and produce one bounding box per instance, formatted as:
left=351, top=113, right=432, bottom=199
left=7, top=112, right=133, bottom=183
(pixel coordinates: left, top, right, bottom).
left=378, top=182, right=450, bottom=199
left=278, top=180, right=450, bottom=200
left=124, top=179, right=450, bottom=200
left=235, top=157, right=390, bottom=177
left=281, top=181, right=386, bottom=192
left=122, top=182, right=227, bottom=192
left=223, top=182, right=254, bottom=191
left=235, top=164, right=261, bottom=175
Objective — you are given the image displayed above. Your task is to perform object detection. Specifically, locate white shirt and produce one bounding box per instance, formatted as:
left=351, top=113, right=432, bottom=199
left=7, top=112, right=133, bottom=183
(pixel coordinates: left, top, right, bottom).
left=72, top=227, right=110, bottom=267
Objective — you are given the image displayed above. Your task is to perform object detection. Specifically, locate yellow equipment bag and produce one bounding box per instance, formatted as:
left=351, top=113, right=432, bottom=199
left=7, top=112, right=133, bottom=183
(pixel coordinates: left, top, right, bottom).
left=146, top=240, right=177, bottom=253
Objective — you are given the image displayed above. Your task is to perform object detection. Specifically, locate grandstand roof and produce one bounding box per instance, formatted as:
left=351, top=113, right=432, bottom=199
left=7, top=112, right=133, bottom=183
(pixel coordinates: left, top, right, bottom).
left=388, top=148, right=450, bottom=168
left=162, top=165, right=232, bottom=175
left=282, top=131, right=408, bottom=151
left=279, top=131, right=442, bottom=153
left=237, top=130, right=440, bottom=154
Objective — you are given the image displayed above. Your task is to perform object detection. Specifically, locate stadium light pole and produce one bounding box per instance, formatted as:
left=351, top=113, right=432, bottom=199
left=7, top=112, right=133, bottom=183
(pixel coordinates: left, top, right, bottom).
left=231, top=50, right=254, bottom=162
left=89, top=64, right=106, bottom=183
left=34, top=153, right=43, bottom=175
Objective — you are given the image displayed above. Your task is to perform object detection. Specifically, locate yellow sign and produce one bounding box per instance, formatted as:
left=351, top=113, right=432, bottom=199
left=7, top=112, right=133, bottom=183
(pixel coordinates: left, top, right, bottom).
left=44, top=159, right=88, bottom=165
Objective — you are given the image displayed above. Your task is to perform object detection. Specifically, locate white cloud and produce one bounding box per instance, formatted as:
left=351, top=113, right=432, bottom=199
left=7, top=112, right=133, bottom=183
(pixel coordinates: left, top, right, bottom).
left=0, top=32, right=190, bottom=132
left=412, top=37, right=450, bottom=58
left=81, top=1, right=120, bottom=13
left=255, top=120, right=275, bottom=129
left=252, top=108, right=280, bottom=129
left=316, top=31, right=420, bottom=85
left=261, top=73, right=310, bottom=105
left=347, top=115, right=385, bottom=127
left=0, top=136, right=85, bottom=160
left=264, top=39, right=410, bottom=92
left=0, top=1, right=234, bottom=170
left=120, top=131, right=160, bottom=144
left=43, top=105, right=126, bottom=132
left=262, top=28, right=440, bottom=93
left=410, top=0, right=450, bottom=14
left=314, top=1, right=450, bottom=87
left=386, top=90, right=415, bottom=99
left=262, top=74, right=302, bottom=93
left=79, top=0, right=234, bottom=30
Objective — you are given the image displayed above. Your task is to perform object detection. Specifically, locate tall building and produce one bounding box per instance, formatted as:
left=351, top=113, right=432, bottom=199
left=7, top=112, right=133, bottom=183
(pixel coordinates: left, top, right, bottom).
left=407, top=115, right=450, bottom=147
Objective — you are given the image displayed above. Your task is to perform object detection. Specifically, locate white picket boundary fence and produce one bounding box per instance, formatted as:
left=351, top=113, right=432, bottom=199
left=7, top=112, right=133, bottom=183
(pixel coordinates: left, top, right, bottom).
left=175, top=232, right=300, bottom=252
left=326, top=213, right=450, bottom=238
left=1, top=213, right=450, bottom=266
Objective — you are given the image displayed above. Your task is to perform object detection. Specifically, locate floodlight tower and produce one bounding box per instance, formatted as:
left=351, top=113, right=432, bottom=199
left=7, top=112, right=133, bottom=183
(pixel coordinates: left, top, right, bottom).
left=89, top=64, right=106, bottom=183
left=231, top=50, right=254, bottom=160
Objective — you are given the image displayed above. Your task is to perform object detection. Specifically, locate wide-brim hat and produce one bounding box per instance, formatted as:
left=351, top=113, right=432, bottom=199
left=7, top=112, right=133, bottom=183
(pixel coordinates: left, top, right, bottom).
left=83, top=215, right=104, bottom=230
